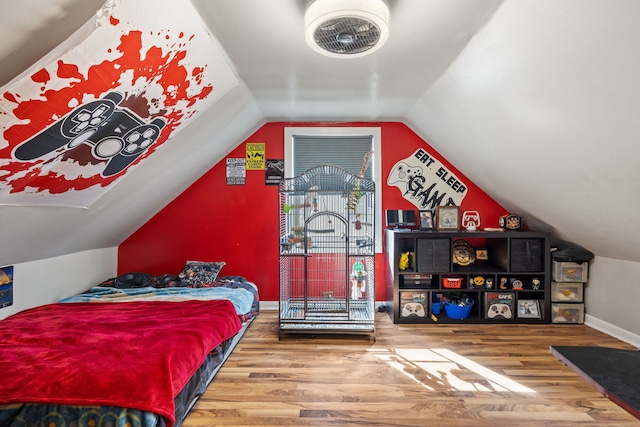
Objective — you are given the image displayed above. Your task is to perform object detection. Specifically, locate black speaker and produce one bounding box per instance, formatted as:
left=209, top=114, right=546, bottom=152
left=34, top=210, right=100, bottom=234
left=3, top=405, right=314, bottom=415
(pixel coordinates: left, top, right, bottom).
left=385, top=209, right=416, bottom=228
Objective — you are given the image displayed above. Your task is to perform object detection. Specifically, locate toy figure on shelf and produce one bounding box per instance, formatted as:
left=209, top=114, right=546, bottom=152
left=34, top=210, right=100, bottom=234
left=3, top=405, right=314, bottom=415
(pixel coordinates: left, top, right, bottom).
left=531, top=277, right=541, bottom=290
left=350, top=262, right=367, bottom=299
left=510, top=278, right=524, bottom=290
left=399, top=251, right=412, bottom=271
left=462, top=210, right=481, bottom=231
left=471, top=276, right=485, bottom=289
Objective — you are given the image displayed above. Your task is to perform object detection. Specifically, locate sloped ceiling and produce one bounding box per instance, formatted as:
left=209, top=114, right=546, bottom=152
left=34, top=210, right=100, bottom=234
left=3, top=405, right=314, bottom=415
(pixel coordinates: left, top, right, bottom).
left=0, top=0, right=638, bottom=265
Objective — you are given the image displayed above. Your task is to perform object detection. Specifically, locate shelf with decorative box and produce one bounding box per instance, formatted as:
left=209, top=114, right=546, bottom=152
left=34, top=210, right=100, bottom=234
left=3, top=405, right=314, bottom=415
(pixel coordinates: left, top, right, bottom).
left=385, top=229, right=551, bottom=324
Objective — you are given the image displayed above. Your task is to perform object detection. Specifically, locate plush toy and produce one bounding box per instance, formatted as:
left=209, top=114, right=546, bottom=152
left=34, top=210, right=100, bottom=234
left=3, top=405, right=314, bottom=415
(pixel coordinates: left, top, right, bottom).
left=399, top=251, right=411, bottom=270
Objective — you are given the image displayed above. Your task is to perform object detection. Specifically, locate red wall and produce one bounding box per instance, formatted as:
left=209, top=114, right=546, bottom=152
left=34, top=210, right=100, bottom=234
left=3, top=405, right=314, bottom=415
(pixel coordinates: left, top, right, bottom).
left=118, top=122, right=507, bottom=301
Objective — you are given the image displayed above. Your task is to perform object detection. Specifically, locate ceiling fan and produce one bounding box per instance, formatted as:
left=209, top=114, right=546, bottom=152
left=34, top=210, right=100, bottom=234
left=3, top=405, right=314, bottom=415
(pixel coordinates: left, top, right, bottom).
left=304, top=0, right=390, bottom=58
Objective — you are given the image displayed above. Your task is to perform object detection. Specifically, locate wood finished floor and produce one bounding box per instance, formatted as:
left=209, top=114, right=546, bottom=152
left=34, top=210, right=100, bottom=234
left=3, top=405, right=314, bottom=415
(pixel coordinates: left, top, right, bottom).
left=182, top=310, right=640, bottom=427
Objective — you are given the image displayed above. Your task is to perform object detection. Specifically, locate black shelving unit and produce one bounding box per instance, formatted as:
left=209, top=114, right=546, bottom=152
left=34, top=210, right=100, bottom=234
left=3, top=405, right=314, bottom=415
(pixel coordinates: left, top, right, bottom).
left=385, top=229, right=551, bottom=324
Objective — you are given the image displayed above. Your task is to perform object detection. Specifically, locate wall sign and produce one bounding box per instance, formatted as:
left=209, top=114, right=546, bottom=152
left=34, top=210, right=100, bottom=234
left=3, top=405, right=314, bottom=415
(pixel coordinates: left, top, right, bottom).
left=226, top=158, right=246, bottom=185
left=265, top=159, right=284, bottom=185
left=388, top=148, right=468, bottom=210
left=246, top=143, right=265, bottom=170
left=0, top=0, right=239, bottom=207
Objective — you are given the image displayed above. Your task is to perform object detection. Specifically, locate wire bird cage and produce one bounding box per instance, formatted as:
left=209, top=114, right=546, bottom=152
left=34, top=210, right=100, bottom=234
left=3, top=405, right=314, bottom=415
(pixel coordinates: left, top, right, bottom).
left=278, top=165, right=375, bottom=339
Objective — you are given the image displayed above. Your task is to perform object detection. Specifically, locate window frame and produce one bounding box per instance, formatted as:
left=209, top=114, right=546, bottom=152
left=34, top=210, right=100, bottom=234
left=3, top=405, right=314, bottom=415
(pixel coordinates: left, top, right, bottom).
left=284, top=127, right=382, bottom=253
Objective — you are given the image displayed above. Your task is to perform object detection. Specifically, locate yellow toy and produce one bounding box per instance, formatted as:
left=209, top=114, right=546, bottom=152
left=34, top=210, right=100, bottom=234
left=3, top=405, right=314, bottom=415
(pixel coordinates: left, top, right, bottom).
left=472, top=276, right=485, bottom=288
left=399, top=251, right=412, bottom=270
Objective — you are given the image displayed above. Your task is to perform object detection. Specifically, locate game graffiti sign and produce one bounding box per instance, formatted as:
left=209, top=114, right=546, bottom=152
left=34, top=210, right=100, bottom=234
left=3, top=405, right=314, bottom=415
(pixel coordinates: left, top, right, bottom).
left=0, top=0, right=238, bottom=207
left=388, top=148, right=468, bottom=210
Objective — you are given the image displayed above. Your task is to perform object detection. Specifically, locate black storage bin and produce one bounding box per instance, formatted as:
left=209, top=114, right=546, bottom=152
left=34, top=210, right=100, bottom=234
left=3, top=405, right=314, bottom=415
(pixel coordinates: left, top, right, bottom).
left=510, top=238, right=543, bottom=272
left=417, top=238, right=450, bottom=272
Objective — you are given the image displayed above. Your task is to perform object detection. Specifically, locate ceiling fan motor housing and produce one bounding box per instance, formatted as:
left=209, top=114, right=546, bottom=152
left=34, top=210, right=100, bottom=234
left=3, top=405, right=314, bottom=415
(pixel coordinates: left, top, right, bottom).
left=305, top=0, right=390, bottom=58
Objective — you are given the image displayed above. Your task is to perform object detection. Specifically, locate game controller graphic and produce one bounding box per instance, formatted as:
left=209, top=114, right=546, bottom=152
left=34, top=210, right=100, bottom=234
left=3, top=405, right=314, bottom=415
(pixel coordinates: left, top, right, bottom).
left=487, top=303, right=512, bottom=319
left=13, top=91, right=166, bottom=177
left=387, top=162, right=424, bottom=187
left=402, top=302, right=426, bottom=317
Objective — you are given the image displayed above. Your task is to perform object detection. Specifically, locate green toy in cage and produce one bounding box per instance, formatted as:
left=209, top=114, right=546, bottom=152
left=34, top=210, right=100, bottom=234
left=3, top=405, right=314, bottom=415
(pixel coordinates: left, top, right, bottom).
left=350, top=261, right=367, bottom=300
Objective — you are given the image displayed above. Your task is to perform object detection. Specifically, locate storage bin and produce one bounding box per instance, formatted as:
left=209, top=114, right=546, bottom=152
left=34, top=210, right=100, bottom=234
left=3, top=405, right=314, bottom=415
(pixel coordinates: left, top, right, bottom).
left=510, top=238, right=544, bottom=272
left=417, top=238, right=450, bottom=272
left=431, top=302, right=442, bottom=315
left=444, top=300, right=474, bottom=319
left=402, top=273, right=433, bottom=288
left=551, top=282, right=583, bottom=302
left=552, top=261, right=588, bottom=282
left=551, top=303, right=585, bottom=324
left=442, top=276, right=463, bottom=289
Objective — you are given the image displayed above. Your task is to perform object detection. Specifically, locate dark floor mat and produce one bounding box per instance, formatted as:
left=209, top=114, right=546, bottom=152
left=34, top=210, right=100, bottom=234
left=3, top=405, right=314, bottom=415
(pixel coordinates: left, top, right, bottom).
left=550, top=345, right=640, bottom=419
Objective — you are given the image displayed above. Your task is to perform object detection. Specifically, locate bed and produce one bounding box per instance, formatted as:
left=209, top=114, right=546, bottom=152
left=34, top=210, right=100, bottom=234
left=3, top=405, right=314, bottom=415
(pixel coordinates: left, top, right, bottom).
left=0, top=261, right=259, bottom=427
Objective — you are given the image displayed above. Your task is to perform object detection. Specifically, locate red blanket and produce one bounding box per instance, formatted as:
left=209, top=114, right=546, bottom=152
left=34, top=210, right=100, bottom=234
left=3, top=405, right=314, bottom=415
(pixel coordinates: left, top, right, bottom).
left=0, top=300, right=241, bottom=427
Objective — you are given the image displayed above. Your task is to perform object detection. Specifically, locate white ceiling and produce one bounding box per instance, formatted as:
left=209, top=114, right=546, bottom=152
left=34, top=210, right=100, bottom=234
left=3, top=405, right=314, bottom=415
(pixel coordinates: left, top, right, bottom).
left=1, top=0, right=640, bottom=266
left=191, top=0, right=503, bottom=121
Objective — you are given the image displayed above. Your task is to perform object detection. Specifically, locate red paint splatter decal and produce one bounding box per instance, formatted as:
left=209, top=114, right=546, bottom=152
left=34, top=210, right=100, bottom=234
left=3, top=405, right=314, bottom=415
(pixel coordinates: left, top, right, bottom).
left=0, top=3, right=237, bottom=206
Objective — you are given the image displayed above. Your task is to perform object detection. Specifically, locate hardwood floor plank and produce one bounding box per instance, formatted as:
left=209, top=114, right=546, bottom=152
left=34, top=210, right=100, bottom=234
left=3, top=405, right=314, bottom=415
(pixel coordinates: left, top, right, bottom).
left=182, top=310, right=640, bottom=427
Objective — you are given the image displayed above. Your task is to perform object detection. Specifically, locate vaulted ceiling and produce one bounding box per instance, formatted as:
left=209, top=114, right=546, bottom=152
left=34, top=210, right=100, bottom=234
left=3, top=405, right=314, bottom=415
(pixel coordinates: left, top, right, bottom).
left=1, top=0, right=639, bottom=265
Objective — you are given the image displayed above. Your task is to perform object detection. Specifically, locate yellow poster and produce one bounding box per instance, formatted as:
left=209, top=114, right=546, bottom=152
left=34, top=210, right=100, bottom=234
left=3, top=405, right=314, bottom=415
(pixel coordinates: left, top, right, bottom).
left=246, top=143, right=265, bottom=170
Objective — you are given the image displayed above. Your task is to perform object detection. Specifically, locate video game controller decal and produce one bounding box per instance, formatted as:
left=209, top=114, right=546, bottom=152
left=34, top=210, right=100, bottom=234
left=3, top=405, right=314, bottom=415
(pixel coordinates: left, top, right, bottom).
left=487, top=303, right=513, bottom=319
left=402, top=302, right=426, bottom=317
left=387, top=148, right=468, bottom=211
left=0, top=0, right=239, bottom=207
left=13, top=92, right=166, bottom=177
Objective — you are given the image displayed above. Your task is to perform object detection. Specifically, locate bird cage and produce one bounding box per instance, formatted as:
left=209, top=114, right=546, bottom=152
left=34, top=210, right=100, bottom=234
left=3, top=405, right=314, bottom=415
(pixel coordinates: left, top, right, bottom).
left=278, top=164, right=375, bottom=338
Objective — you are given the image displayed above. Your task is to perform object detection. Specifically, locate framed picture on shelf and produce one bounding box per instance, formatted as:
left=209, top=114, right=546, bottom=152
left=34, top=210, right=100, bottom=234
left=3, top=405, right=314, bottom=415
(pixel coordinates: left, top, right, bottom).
left=435, top=206, right=460, bottom=231
left=418, top=210, right=434, bottom=230
left=517, top=300, right=541, bottom=319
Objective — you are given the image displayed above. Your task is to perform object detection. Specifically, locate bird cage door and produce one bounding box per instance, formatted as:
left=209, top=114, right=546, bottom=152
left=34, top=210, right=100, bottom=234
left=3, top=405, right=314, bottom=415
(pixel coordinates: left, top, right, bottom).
left=302, top=210, right=350, bottom=318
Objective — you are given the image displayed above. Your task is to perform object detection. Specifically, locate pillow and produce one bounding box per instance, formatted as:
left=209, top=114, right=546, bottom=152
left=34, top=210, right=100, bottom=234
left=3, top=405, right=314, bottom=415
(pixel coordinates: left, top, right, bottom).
left=177, top=261, right=226, bottom=286
left=105, top=272, right=179, bottom=288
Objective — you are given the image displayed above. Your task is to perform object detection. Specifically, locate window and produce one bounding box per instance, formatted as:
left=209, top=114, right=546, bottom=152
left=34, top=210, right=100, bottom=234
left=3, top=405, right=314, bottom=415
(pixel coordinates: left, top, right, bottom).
left=290, top=135, right=374, bottom=179
left=284, top=127, right=382, bottom=253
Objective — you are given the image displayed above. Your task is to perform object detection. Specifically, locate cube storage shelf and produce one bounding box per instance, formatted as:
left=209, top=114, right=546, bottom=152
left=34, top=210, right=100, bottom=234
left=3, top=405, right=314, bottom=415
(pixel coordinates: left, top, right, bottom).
left=385, top=229, right=551, bottom=324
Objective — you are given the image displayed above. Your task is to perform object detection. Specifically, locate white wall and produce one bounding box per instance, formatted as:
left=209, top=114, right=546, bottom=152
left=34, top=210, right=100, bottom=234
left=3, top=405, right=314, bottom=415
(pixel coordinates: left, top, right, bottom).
left=585, top=256, right=640, bottom=348
left=0, top=247, right=117, bottom=320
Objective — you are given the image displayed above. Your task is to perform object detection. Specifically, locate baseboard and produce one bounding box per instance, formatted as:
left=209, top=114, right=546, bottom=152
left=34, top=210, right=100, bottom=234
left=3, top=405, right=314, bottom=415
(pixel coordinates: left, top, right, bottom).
left=260, top=301, right=278, bottom=310
left=585, top=314, right=640, bottom=349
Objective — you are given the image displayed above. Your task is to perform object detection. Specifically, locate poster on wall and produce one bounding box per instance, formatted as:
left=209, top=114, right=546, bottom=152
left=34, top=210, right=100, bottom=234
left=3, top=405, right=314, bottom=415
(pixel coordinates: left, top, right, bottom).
left=388, top=148, right=468, bottom=210
left=0, top=0, right=239, bottom=208
left=226, top=158, right=246, bottom=185
left=246, top=143, right=265, bottom=170
left=0, top=266, right=14, bottom=309
left=265, top=159, right=284, bottom=185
